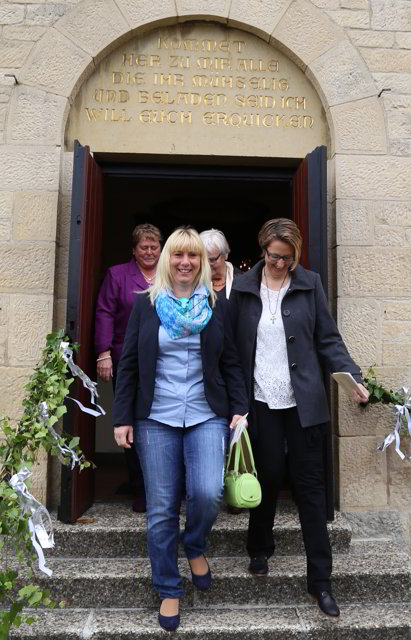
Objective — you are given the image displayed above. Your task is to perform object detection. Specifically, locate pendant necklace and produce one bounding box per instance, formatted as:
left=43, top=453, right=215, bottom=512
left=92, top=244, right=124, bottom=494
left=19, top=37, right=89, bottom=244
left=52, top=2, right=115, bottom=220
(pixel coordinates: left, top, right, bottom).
left=141, top=269, right=156, bottom=284
left=264, top=268, right=288, bottom=324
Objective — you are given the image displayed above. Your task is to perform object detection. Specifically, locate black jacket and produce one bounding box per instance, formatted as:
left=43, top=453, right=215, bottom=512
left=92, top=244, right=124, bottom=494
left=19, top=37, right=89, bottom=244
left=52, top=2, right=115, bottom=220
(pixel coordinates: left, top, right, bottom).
left=113, top=292, right=248, bottom=426
left=229, top=261, right=363, bottom=429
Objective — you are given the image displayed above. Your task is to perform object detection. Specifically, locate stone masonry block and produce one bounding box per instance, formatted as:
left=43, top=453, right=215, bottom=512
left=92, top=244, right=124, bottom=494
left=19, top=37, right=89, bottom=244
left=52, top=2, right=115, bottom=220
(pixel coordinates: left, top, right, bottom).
left=61, top=151, right=73, bottom=196
left=382, top=300, right=411, bottom=321
left=8, top=294, right=53, bottom=366
left=0, top=366, right=34, bottom=421
left=55, top=245, right=69, bottom=299
left=341, top=0, right=369, bottom=7
left=383, top=95, right=411, bottom=140
left=0, top=325, right=7, bottom=365
left=0, top=243, right=55, bottom=293
left=25, top=3, right=71, bottom=27
left=336, top=199, right=373, bottom=245
left=338, top=397, right=393, bottom=437
left=176, top=0, right=230, bottom=22
left=307, top=39, right=376, bottom=109
left=114, top=0, right=177, bottom=31
left=371, top=0, right=411, bottom=30
left=0, top=4, right=25, bottom=25
left=13, top=191, right=58, bottom=242
left=325, top=9, right=370, bottom=29
left=338, top=247, right=411, bottom=297
left=56, top=0, right=130, bottom=61
left=19, top=28, right=93, bottom=98
left=383, top=321, right=411, bottom=343
left=7, top=85, right=68, bottom=145
left=57, top=194, right=71, bottom=248
left=0, top=219, right=11, bottom=242
left=53, top=297, right=67, bottom=332
left=338, top=298, right=380, bottom=364
left=338, top=435, right=388, bottom=508
left=374, top=225, right=409, bottom=247
left=0, top=192, right=13, bottom=219
left=374, top=200, right=411, bottom=227
left=0, top=41, right=34, bottom=68
left=0, top=294, right=9, bottom=326
left=360, top=48, right=411, bottom=73
left=3, top=26, right=47, bottom=42
left=272, top=0, right=343, bottom=67
left=387, top=437, right=411, bottom=509
left=390, top=139, right=411, bottom=157
left=348, top=29, right=395, bottom=48
left=0, top=146, right=60, bottom=191
left=396, top=33, right=411, bottom=49
left=336, top=155, right=411, bottom=201
left=329, top=96, right=386, bottom=154
left=382, top=342, right=411, bottom=366
left=229, top=0, right=292, bottom=41
left=30, top=448, right=48, bottom=505
left=372, top=73, right=411, bottom=95
left=311, top=0, right=339, bottom=8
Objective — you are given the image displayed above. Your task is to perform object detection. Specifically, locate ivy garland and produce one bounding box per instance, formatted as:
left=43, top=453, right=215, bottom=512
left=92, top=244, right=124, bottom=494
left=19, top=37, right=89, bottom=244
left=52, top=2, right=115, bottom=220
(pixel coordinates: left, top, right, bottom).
left=0, top=331, right=91, bottom=639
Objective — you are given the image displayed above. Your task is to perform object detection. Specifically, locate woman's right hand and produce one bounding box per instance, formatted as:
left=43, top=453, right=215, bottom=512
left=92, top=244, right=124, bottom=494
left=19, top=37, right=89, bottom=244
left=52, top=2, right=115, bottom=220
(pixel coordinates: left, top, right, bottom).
left=114, top=425, right=133, bottom=449
left=97, top=351, right=112, bottom=382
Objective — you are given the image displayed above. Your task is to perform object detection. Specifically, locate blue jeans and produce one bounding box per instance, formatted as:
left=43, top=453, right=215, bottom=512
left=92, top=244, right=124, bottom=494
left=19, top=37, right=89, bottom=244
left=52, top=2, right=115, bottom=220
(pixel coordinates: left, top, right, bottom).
left=135, top=417, right=228, bottom=599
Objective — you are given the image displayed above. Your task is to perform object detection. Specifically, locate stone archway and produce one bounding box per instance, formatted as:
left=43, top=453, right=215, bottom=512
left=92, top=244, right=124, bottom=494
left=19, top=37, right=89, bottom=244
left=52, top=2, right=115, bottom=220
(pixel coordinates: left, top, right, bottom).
left=4, top=0, right=392, bottom=506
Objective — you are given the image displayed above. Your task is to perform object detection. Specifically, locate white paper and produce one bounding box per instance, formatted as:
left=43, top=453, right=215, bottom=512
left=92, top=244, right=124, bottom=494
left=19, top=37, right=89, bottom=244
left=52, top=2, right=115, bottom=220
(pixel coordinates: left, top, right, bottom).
left=332, top=372, right=360, bottom=396
left=229, top=413, right=249, bottom=446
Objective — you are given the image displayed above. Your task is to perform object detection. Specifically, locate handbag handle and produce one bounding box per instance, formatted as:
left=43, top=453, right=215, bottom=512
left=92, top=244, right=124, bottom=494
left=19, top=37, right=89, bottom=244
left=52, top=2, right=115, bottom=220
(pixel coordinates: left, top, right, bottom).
left=226, top=429, right=257, bottom=477
left=239, top=429, right=258, bottom=477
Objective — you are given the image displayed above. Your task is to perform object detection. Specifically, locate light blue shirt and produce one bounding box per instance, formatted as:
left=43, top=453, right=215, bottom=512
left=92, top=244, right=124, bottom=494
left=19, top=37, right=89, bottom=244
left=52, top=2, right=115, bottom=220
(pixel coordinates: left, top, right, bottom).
left=148, top=324, right=217, bottom=428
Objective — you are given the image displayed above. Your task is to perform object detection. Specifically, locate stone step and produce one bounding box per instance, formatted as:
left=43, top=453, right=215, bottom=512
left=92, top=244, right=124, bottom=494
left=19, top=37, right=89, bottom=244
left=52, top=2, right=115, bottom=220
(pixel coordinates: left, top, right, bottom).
left=9, top=603, right=411, bottom=639
left=39, top=551, right=410, bottom=608
left=51, top=502, right=352, bottom=557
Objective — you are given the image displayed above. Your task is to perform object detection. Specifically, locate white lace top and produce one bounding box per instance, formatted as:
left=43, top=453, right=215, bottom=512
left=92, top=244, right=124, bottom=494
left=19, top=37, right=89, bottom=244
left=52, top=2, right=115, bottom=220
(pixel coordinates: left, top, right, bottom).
left=253, top=280, right=296, bottom=409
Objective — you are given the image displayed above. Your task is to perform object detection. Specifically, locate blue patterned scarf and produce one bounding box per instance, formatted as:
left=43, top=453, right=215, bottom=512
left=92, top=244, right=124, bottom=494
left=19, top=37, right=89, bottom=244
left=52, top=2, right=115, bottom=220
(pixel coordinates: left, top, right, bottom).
left=155, top=286, right=212, bottom=340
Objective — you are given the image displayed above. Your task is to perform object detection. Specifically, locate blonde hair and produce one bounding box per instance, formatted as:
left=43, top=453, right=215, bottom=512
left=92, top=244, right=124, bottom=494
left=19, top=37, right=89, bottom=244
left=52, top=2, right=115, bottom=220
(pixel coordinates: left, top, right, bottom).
left=149, top=227, right=217, bottom=306
left=258, top=218, right=302, bottom=272
left=132, top=223, right=162, bottom=248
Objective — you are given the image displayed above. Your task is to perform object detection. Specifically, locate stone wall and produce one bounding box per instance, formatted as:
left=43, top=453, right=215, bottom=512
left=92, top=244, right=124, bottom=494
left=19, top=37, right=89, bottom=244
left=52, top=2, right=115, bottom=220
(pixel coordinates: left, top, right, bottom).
left=0, top=1, right=410, bottom=517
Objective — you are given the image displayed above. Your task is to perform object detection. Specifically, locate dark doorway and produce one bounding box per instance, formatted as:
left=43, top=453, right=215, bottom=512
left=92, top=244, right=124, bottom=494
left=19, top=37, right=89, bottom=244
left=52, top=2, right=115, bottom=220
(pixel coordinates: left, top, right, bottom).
left=60, top=145, right=330, bottom=523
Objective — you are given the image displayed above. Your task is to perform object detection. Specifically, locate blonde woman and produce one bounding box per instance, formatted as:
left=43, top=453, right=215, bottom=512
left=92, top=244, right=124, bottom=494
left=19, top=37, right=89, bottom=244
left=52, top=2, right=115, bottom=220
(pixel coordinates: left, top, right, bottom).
left=113, top=227, right=247, bottom=631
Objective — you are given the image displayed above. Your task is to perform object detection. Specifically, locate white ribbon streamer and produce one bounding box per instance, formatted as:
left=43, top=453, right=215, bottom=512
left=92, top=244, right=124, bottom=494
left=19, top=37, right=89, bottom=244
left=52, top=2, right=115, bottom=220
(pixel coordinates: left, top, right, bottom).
left=40, top=402, right=82, bottom=470
left=60, top=341, right=105, bottom=417
left=9, top=467, right=54, bottom=577
left=377, top=387, right=411, bottom=460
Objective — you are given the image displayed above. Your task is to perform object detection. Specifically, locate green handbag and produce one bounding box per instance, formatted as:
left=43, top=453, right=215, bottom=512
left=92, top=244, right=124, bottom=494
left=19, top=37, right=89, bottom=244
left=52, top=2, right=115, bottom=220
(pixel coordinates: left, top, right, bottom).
left=224, top=429, right=262, bottom=509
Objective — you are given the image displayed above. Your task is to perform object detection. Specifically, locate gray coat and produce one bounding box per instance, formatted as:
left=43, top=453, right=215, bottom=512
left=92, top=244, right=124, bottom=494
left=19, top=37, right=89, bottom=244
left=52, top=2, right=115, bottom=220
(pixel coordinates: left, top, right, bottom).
left=229, top=260, right=363, bottom=431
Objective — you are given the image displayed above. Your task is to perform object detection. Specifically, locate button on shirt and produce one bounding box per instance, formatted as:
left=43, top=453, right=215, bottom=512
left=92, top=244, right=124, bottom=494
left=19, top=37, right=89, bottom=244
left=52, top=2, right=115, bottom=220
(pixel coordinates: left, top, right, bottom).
left=149, top=324, right=217, bottom=427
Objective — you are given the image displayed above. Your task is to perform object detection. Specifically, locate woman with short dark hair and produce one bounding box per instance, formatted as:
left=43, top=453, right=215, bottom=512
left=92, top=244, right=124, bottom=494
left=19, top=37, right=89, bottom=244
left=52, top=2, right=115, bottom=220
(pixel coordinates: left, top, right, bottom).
left=229, top=218, right=369, bottom=617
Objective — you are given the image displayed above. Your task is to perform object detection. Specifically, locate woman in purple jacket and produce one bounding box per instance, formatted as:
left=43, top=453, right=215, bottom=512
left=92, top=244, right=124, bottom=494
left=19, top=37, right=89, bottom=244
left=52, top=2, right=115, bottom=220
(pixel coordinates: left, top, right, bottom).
left=95, top=223, right=162, bottom=512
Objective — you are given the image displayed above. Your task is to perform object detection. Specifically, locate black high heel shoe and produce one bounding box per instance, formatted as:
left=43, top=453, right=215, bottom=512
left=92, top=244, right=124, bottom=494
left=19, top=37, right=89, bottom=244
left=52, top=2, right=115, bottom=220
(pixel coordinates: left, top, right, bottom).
left=158, top=600, right=180, bottom=632
left=189, top=556, right=212, bottom=590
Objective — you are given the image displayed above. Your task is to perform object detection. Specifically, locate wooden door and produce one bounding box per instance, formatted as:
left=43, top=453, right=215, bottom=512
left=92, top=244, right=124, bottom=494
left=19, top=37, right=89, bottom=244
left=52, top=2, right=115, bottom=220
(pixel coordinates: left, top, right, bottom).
left=58, top=141, right=104, bottom=523
left=292, top=145, right=334, bottom=520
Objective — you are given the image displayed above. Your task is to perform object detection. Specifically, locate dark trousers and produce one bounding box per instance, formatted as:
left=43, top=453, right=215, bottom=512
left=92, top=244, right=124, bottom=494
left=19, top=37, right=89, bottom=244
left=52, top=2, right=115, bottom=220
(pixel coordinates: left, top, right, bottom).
left=247, top=402, right=332, bottom=594
left=113, top=371, right=145, bottom=497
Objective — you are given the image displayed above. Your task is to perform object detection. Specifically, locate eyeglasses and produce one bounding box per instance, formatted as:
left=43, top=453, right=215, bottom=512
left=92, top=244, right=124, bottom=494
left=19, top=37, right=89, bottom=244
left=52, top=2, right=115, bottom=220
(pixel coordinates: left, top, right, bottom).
left=208, top=253, right=221, bottom=264
left=265, top=250, right=294, bottom=264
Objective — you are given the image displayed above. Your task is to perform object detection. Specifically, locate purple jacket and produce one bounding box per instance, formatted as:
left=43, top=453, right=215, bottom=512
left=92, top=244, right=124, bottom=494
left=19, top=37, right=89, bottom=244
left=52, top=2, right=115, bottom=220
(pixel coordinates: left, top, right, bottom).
left=95, top=259, right=149, bottom=370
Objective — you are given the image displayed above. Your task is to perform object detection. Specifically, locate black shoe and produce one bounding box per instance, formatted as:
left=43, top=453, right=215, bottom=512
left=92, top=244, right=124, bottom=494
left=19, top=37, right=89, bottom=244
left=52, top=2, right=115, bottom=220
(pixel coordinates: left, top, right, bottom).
left=310, top=591, right=340, bottom=617
left=248, top=556, right=268, bottom=575
left=158, top=601, right=180, bottom=631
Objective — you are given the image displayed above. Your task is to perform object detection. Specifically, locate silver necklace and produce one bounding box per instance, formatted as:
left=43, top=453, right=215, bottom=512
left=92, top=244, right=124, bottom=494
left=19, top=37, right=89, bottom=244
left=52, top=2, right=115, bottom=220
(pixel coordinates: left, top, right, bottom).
left=264, top=268, right=288, bottom=324
left=140, top=269, right=156, bottom=283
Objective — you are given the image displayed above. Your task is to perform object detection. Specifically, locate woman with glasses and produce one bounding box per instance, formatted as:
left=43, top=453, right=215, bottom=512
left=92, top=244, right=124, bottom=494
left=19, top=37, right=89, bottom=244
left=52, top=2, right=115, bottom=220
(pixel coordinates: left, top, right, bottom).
left=229, top=218, right=369, bottom=618
left=199, top=229, right=241, bottom=299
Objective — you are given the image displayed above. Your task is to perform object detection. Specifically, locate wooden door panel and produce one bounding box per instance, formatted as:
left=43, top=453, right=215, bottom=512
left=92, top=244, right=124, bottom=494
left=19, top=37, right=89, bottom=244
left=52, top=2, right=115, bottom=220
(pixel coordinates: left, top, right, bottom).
left=292, top=146, right=333, bottom=520
left=58, top=141, right=103, bottom=523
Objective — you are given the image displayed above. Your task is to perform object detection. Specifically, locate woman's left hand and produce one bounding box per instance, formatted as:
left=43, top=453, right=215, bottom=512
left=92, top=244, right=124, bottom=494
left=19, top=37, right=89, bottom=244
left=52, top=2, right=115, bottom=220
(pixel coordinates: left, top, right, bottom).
left=352, top=383, right=369, bottom=404
left=229, top=414, right=248, bottom=430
